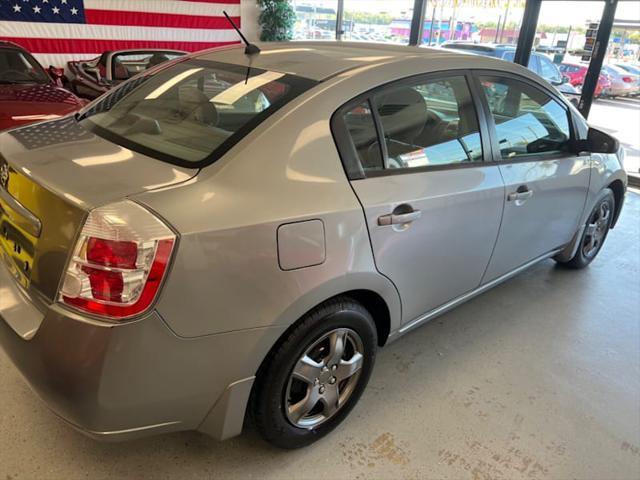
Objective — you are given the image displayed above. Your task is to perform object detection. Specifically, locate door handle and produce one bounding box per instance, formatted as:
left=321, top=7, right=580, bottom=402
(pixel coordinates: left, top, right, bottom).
left=507, top=186, right=533, bottom=202
left=378, top=210, right=422, bottom=226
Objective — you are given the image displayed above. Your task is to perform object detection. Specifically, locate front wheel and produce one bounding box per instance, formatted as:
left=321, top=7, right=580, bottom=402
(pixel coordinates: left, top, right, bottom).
left=251, top=297, right=377, bottom=449
left=556, top=188, right=615, bottom=269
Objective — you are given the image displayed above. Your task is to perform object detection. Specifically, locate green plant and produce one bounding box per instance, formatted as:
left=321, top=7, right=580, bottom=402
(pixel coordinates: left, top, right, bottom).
left=256, top=0, right=296, bottom=42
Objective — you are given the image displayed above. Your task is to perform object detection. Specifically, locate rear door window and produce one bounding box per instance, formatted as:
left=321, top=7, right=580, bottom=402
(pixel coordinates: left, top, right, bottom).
left=373, top=76, right=483, bottom=169
left=339, top=75, right=483, bottom=174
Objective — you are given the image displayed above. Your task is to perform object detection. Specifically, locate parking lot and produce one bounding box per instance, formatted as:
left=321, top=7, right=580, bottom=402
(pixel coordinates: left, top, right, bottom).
left=591, top=96, right=640, bottom=175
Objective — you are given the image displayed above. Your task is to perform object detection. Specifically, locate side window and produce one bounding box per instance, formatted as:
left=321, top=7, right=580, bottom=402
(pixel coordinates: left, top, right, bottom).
left=480, top=76, right=571, bottom=159
left=539, top=56, right=562, bottom=84
left=342, top=101, right=383, bottom=171
left=371, top=76, right=483, bottom=170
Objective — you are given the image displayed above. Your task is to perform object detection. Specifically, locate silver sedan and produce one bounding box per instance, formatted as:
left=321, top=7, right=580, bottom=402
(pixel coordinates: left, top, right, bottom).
left=0, top=42, right=627, bottom=449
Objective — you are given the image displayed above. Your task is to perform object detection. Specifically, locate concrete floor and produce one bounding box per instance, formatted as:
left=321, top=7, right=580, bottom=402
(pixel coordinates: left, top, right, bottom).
left=1, top=192, right=639, bottom=480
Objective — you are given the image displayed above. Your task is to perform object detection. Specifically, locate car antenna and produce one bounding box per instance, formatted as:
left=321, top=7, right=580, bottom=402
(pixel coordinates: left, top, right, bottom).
left=223, top=11, right=261, bottom=55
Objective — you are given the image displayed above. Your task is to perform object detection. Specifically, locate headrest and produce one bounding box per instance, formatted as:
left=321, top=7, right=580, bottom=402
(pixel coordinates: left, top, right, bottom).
left=377, top=87, right=427, bottom=144
left=179, top=86, right=218, bottom=126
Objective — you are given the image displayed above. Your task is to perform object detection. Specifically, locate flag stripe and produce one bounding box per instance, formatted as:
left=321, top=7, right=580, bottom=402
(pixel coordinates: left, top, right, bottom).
left=3, top=37, right=238, bottom=54
left=84, top=9, right=240, bottom=30
left=1, top=21, right=240, bottom=43
left=178, top=0, right=240, bottom=4
left=83, top=0, right=240, bottom=16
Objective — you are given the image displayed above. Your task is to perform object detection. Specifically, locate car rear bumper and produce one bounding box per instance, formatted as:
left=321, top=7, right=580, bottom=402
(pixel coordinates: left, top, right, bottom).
left=0, top=260, right=284, bottom=441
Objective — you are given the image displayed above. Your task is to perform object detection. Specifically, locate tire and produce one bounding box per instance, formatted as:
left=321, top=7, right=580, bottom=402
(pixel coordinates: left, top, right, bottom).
left=251, top=296, right=377, bottom=449
left=556, top=188, right=615, bottom=269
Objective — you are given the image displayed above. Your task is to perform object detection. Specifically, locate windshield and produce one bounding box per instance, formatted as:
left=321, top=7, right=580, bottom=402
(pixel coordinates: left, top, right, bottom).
left=0, top=48, right=49, bottom=85
left=80, top=59, right=317, bottom=166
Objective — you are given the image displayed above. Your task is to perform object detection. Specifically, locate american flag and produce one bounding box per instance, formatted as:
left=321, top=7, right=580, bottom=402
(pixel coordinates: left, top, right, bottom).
left=0, top=0, right=240, bottom=67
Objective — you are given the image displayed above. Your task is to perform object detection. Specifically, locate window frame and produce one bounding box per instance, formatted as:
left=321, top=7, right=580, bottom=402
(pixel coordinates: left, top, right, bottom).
left=470, top=69, right=580, bottom=165
left=331, top=70, right=493, bottom=180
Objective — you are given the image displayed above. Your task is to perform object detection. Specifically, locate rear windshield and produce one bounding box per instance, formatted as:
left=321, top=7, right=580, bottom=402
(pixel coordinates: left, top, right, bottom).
left=79, top=59, right=317, bottom=167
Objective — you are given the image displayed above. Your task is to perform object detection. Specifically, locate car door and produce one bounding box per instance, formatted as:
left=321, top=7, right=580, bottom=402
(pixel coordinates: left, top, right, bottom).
left=333, top=72, right=505, bottom=325
left=476, top=72, right=590, bottom=282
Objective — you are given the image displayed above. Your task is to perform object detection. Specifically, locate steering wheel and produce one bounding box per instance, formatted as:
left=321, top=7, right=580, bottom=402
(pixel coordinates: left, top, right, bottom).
left=0, top=69, right=33, bottom=82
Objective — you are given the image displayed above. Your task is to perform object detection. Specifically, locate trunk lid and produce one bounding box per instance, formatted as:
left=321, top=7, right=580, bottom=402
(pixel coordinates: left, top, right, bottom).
left=0, top=116, right=196, bottom=302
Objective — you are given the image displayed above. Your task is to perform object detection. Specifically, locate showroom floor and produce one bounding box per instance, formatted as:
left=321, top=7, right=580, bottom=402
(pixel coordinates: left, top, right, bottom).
left=1, top=192, right=639, bottom=480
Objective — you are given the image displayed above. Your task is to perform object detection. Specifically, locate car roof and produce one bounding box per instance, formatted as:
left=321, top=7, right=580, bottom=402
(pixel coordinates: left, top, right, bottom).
left=105, top=48, right=187, bottom=55
left=192, top=42, right=458, bottom=81
left=0, top=40, right=26, bottom=50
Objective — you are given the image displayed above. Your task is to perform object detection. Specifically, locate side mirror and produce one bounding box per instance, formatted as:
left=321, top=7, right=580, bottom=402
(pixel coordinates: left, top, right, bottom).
left=577, top=127, right=619, bottom=154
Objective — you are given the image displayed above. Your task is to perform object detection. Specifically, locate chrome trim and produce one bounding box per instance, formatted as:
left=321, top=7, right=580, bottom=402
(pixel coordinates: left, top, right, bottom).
left=399, top=248, right=564, bottom=335
left=0, top=186, right=42, bottom=238
left=84, top=421, right=182, bottom=437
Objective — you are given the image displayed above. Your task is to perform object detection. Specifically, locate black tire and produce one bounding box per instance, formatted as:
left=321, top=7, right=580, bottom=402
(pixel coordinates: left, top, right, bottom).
left=251, top=296, right=377, bottom=449
left=556, top=188, right=615, bottom=269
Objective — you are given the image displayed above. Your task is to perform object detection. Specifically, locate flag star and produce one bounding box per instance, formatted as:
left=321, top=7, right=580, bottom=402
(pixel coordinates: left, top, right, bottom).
left=61, top=0, right=67, bottom=3
left=32, top=5, right=41, bottom=13
left=70, top=7, right=78, bottom=14
left=13, top=4, right=21, bottom=12
left=52, top=6, right=60, bottom=13
left=42, top=0, right=48, bottom=3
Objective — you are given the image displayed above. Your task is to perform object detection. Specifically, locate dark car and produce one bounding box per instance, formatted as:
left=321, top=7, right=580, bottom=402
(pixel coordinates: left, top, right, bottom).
left=0, top=41, right=85, bottom=131
left=440, top=42, right=581, bottom=104
left=65, top=49, right=186, bottom=99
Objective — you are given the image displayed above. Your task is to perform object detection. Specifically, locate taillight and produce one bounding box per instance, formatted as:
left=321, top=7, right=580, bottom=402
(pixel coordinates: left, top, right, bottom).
left=59, top=200, right=176, bottom=320
left=623, top=77, right=633, bottom=83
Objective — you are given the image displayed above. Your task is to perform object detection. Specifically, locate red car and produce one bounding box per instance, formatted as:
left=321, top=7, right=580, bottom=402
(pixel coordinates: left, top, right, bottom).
left=0, top=41, right=86, bottom=131
left=559, top=62, right=611, bottom=98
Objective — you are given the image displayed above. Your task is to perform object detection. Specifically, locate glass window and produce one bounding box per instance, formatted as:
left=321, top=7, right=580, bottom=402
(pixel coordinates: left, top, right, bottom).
left=373, top=76, right=483, bottom=170
left=81, top=60, right=317, bottom=165
left=0, top=48, right=49, bottom=85
left=480, top=76, right=571, bottom=160
left=538, top=55, right=563, bottom=84
left=342, top=1, right=413, bottom=44
left=111, top=51, right=185, bottom=80
left=291, top=1, right=338, bottom=40
left=342, top=102, right=383, bottom=171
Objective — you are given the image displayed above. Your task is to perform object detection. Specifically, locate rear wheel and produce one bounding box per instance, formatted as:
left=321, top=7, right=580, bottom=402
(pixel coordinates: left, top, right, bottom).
left=251, top=297, right=377, bottom=449
left=556, top=188, right=614, bottom=269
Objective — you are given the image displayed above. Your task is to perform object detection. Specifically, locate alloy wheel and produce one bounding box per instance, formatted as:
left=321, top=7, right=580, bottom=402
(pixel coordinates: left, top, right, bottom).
left=284, top=328, right=364, bottom=429
left=582, top=200, right=611, bottom=258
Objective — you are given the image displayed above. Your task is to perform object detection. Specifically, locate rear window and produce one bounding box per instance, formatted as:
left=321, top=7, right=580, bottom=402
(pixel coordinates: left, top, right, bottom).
left=79, top=59, right=317, bottom=167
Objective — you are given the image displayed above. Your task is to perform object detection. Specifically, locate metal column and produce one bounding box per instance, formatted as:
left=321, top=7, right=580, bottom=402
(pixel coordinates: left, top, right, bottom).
left=409, top=0, right=429, bottom=46
left=513, top=0, right=542, bottom=67
left=336, top=0, right=345, bottom=40
left=579, top=0, right=618, bottom=117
